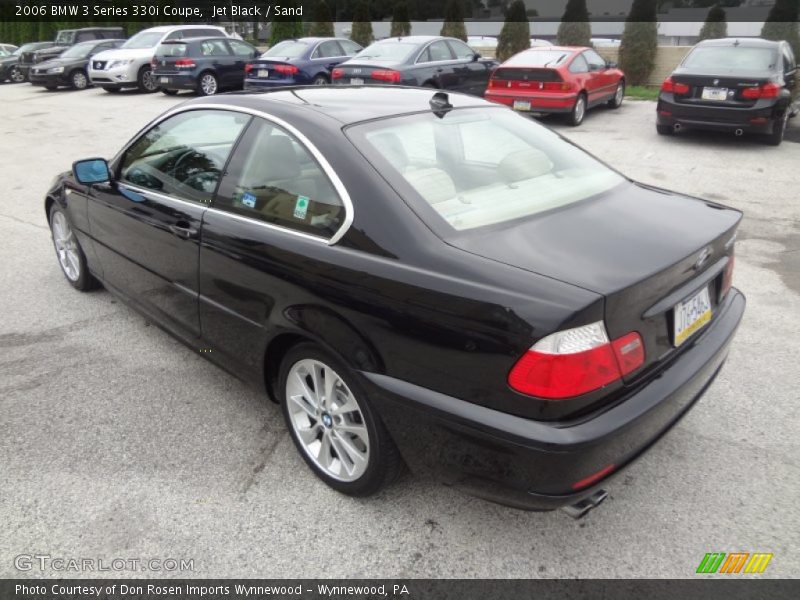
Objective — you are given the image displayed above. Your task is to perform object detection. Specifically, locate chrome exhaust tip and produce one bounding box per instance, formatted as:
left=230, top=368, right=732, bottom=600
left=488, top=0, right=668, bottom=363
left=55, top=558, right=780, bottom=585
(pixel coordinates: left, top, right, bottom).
left=673, top=123, right=682, bottom=132
left=561, top=489, right=609, bottom=520
left=734, top=128, right=744, bottom=137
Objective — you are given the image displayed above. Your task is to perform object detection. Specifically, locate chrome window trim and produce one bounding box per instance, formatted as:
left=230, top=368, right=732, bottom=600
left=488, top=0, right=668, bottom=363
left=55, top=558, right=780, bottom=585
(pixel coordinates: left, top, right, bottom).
left=112, top=104, right=354, bottom=246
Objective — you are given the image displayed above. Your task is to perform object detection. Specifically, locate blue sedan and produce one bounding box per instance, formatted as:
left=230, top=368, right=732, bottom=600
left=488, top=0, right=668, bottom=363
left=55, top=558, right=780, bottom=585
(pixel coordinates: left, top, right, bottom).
left=244, top=37, right=362, bottom=89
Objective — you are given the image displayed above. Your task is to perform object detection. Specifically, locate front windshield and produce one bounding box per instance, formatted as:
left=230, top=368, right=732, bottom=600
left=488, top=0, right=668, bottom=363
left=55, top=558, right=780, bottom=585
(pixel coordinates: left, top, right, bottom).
left=355, top=41, right=417, bottom=61
left=123, top=31, right=163, bottom=50
left=60, top=42, right=95, bottom=59
left=683, top=46, right=778, bottom=70
left=262, top=40, right=309, bottom=58
left=349, top=108, right=624, bottom=232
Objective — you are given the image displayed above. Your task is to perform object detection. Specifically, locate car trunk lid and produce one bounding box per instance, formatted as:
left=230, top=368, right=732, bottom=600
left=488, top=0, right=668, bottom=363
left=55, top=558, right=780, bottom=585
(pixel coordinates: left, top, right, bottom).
left=670, top=67, right=776, bottom=108
left=448, top=182, right=741, bottom=382
left=489, top=67, right=570, bottom=92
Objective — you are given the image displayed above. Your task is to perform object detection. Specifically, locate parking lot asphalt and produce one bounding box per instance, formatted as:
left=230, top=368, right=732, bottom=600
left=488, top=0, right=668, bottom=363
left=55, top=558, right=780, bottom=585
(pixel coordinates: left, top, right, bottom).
left=1, top=82, right=799, bottom=579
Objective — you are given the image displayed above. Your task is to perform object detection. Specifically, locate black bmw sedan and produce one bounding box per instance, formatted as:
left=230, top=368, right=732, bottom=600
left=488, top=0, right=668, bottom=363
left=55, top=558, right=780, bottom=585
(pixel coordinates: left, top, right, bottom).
left=29, top=39, right=124, bottom=90
left=331, top=35, right=497, bottom=95
left=45, top=87, right=744, bottom=515
left=657, top=37, right=798, bottom=145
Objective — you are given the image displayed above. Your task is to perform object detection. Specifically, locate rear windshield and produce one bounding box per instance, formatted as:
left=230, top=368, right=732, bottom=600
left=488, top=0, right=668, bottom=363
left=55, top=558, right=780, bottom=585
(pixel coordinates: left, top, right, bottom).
left=156, top=42, right=189, bottom=58
left=683, top=46, right=778, bottom=70
left=263, top=40, right=308, bottom=58
left=355, top=42, right=417, bottom=61
left=347, top=108, right=624, bottom=232
left=504, top=50, right=572, bottom=67
left=60, top=42, right=96, bottom=59
left=123, top=31, right=163, bottom=49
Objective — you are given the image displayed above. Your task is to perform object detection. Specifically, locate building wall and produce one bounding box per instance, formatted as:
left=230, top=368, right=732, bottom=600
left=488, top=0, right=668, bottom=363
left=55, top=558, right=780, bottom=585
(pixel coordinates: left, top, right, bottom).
left=596, top=46, right=692, bottom=86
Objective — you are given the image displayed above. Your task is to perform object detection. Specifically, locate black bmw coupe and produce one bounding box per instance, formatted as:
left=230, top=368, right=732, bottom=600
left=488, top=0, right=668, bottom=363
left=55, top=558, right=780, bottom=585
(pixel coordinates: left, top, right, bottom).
left=45, top=87, right=744, bottom=516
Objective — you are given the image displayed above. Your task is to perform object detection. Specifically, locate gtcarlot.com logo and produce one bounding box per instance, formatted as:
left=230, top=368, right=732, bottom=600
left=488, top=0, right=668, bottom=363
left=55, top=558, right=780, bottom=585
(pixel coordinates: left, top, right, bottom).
left=696, top=552, right=773, bottom=574
left=14, top=554, right=194, bottom=572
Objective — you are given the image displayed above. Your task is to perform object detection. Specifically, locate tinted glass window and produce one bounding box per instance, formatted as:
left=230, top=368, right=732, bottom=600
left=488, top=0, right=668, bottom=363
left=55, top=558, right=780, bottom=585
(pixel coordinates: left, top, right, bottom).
left=584, top=49, right=606, bottom=70
left=215, top=119, right=344, bottom=238
left=120, top=110, right=250, bottom=204
left=569, top=53, right=589, bottom=73
left=504, top=50, right=571, bottom=67
left=422, top=41, right=454, bottom=62
left=314, top=40, right=343, bottom=58
left=229, top=40, right=255, bottom=56
left=339, top=40, right=362, bottom=56
left=156, top=42, right=188, bottom=58
left=199, top=39, right=230, bottom=57
left=264, top=40, right=309, bottom=58
left=449, top=40, right=476, bottom=60
left=350, top=109, right=624, bottom=232
left=123, top=31, right=164, bottom=49
left=683, top=46, right=778, bottom=70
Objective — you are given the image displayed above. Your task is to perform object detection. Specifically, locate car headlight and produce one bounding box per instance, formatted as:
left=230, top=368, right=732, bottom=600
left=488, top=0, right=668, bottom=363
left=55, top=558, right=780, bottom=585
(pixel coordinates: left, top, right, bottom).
left=47, top=66, right=64, bottom=74
left=107, top=59, right=133, bottom=69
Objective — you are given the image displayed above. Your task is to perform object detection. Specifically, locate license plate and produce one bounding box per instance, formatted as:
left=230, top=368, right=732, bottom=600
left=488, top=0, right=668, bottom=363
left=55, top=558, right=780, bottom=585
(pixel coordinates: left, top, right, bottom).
left=673, top=287, right=712, bottom=347
left=350, top=78, right=364, bottom=85
left=701, top=87, right=728, bottom=101
left=257, top=69, right=269, bottom=78
left=513, top=100, right=532, bottom=111
left=159, top=77, right=170, bottom=84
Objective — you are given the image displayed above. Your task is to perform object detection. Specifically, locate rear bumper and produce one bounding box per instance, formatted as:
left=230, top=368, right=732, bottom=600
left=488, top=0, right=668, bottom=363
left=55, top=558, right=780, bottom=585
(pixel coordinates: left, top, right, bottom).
left=153, top=72, right=198, bottom=91
left=485, top=89, right=577, bottom=114
left=657, top=94, right=785, bottom=134
left=244, top=76, right=309, bottom=89
left=362, top=288, right=745, bottom=511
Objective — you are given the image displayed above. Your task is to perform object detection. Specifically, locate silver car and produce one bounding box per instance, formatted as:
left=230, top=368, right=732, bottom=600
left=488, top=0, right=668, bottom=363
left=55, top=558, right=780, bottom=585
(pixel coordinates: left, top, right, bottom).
left=88, top=25, right=228, bottom=93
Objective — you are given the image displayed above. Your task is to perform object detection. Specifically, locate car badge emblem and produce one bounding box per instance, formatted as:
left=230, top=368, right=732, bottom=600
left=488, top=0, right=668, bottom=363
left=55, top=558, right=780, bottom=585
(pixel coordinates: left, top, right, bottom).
left=694, top=247, right=712, bottom=271
left=352, top=68, right=361, bottom=74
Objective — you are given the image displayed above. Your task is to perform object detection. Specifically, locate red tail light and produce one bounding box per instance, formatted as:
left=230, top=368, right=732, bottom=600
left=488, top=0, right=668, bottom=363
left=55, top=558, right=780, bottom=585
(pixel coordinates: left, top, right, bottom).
left=331, top=68, right=344, bottom=79
left=371, top=69, right=401, bottom=83
left=174, top=58, right=196, bottom=69
left=244, top=63, right=253, bottom=74
left=508, top=322, right=645, bottom=399
left=662, top=77, right=689, bottom=95
left=741, top=82, right=781, bottom=99
left=274, top=64, right=298, bottom=75
left=542, top=81, right=572, bottom=91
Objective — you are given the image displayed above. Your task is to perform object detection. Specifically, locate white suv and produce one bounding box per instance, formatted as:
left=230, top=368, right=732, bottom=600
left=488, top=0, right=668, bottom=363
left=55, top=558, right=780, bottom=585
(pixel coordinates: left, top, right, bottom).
left=89, top=25, right=228, bottom=93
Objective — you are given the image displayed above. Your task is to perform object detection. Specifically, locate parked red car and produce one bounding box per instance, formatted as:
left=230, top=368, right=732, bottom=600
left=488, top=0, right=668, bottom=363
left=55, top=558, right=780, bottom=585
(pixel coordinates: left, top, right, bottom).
left=485, top=46, right=626, bottom=126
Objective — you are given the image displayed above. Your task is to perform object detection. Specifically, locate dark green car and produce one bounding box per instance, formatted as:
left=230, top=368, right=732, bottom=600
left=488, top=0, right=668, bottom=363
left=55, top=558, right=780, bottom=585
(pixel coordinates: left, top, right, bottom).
left=29, top=39, right=125, bottom=90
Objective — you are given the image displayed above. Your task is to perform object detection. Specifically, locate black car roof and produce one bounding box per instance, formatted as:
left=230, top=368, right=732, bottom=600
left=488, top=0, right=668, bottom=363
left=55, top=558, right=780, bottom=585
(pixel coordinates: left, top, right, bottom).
left=695, top=37, right=782, bottom=49
left=186, top=86, right=493, bottom=125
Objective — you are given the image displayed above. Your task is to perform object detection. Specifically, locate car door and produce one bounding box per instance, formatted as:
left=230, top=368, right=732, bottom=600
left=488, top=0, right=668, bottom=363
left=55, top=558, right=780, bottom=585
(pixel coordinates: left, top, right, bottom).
left=416, top=40, right=460, bottom=90
left=583, top=49, right=614, bottom=104
left=309, top=40, right=348, bottom=80
left=446, top=39, right=492, bottom=95
left=198, top=116, right=348, bottom=379
left=227, top=39, right=258, bottom=88
left=198, top=39, right=235, bottom=87
left=87, top=109, right=250, bottom=338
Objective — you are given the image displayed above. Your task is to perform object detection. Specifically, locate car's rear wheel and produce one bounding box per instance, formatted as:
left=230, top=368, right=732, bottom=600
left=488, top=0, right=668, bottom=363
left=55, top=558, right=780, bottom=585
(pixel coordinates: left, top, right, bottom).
left=70, top=69, right=88, bottom=90
left=279, top=342, right=403, bottom=496
left=567, top=93, right=587, bottom=126
left=49, top=205, right=98, bottom=291
left=656, top=124, right=674, bottom=136
left=197, top=72, right=219, bottom=96
left=608, top=80, right=624, bottom=109
left=9, top=66, right=26, bottom=83
left=160, top=88, right=179, bottom=96
left=137, top=66, right=158, bottom=93
left=763, top=110, right=788, bottom=146
left=312, top=74, right=328, bottom=85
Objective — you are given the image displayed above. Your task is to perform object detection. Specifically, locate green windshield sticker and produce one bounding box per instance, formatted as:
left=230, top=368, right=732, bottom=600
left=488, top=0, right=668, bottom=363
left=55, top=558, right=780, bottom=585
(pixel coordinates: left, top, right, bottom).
left=293, top=195, right=309, bottom=220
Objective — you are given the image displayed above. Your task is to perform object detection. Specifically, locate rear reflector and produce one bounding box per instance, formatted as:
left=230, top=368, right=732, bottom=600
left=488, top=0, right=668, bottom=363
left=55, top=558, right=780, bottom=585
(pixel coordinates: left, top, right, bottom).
left=508, top=322, right=645, bottom=399
left=572, top=464, right=616, bottom=491
left=661, top=77, right=689, bottom=95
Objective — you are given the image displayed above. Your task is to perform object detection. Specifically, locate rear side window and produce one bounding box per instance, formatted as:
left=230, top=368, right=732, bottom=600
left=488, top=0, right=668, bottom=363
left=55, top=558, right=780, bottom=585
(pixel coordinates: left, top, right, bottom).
left=214, top=118, right=345, bottom=238
left=569, top=54, right=588, bottom=73
left=120, top=110, right=250, bottom=204
left=199, top=39, right=230, bottom=57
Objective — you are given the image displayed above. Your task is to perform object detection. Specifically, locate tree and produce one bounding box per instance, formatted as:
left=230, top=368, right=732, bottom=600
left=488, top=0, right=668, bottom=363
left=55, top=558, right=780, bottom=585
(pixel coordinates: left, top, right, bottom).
left=309, top=1, right=335, bottom=38
left=440, top=0, right=468, bottom=42
left=557, top=0, right=592, bottom=47
left=270, top=0, right=304, bottom=46
left=761, top=0, right=800, bottom=69
left=350, top=1, right=374, bottom=47
left=619, top=0, right=659, bottom=86
left=391, top=2, right=412, bottom=37
left=496, top=0, right=530, bottom=61
left=697, top=5, right=728, bottom=41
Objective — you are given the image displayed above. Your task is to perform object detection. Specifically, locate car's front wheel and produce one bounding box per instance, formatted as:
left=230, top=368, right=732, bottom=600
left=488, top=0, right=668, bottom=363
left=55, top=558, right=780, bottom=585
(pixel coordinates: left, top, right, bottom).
left=568, top=93, right=587, bottom=126
left=9, top=66, right=26, bottom=83
left=137, top=66, right=158, bottom=93
left=70, top=69, right=89, bottom=90
left=279, top=342, right=403, bottom=496
left=49, top=205, right=98, bottom=291
left=608, top=80, right=624, bottom=109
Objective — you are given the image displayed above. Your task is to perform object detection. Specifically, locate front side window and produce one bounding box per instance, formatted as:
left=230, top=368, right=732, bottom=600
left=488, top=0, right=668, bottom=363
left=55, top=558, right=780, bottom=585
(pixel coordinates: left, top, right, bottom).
left=420, top=41, right=454, bottom=63
left=348, top=108, right=624, bottom=232
left=339, top=40, right=362, bottom=56
left=584, top=49, right=607, bottom=70
left=214, top=119, right=345, bottom=238
left=229, top=40, right=255, bottom=57
left=120, top=110, right=250, bottom=204
left=314, top=40, right=343, bottom=59
left=448, top=40, right=476, bottom=60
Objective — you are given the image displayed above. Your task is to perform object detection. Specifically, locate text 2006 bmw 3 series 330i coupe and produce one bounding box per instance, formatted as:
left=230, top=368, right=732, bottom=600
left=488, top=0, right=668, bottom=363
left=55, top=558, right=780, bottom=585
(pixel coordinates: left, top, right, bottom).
left=46, top=87, right=744, bottom=517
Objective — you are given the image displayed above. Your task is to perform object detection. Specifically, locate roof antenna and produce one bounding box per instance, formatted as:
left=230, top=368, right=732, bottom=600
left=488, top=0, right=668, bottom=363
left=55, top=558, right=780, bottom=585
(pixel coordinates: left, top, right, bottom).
left=430, top=91, right=453, bottom=118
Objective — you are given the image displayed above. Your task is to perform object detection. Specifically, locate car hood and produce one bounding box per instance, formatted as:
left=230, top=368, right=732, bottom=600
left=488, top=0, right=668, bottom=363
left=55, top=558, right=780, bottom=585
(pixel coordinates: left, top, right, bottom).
left=92, top=47, right=154, bottom=61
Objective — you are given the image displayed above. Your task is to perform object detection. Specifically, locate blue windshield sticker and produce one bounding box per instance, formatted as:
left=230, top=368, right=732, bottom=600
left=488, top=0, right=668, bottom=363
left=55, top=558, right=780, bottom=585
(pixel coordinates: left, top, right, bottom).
left=241, top=192, right=257, bottom=208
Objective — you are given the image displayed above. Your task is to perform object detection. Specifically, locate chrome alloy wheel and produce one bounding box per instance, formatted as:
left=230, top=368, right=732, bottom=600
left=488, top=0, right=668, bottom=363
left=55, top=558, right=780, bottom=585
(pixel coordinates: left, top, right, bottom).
left=574, top=96, right=586, bottom=123
left=285, top=359, right=370, bottom=482
left=200, top=73, right=218, bottom=95
left=52, top=211, right=81, bottom=281
left=10, top=66, right=25, bottom=83
left=614, top=83, right=624, bottom=105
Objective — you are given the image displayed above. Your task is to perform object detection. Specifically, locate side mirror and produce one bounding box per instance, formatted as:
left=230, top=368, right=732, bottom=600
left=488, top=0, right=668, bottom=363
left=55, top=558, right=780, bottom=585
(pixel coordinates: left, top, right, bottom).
left=606, top=61, right=618, bottom=69
left=73, top=158, right=110, bottom=185
left=472, top=52, right=481, bottom=62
